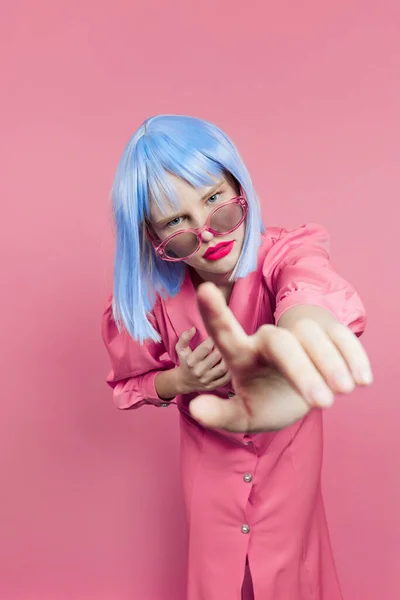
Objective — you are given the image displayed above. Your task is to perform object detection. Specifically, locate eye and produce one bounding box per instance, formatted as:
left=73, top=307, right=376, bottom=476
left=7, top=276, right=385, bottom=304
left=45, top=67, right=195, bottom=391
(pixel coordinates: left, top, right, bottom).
left=166, top=216, right=183, bottom=228
left=208, top=192, right=222, bottom=204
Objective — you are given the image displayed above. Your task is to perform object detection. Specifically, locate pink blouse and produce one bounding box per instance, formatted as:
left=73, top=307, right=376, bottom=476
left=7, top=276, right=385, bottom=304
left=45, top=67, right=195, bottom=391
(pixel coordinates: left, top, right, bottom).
left=102, top=223, right=366, bottom=600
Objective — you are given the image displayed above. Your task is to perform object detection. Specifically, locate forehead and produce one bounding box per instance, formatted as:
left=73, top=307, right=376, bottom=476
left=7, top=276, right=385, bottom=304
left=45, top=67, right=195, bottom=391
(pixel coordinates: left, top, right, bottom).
left=148, top=173, right=224, bottom=222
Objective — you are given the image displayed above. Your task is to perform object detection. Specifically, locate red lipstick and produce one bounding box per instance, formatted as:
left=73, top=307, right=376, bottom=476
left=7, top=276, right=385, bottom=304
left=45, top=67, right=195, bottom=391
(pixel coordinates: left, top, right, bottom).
left=203, top=241, right=234, bottom=261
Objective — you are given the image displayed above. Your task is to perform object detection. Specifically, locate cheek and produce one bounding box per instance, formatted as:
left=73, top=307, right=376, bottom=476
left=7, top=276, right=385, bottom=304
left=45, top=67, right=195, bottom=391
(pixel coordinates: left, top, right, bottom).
left=152, top=227, right=167, bottom=242
left=183, top=255, right=203, bottom=269
left=236, top=223, right=246, bottom=243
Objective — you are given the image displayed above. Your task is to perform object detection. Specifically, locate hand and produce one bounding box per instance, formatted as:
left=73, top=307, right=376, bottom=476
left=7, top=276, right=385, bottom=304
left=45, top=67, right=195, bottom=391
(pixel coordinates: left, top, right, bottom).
left=189, top=282, right=373, bottom=432
left=175, top=327, right=231, bottom=395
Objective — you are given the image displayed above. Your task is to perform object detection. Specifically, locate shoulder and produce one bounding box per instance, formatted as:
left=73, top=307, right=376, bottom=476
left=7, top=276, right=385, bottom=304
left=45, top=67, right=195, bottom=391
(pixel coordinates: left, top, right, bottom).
left=101, top=293, right=161, bottom=345
left=260, top=223, right=330, bottom=264
left=258, top=223, right=332, bottom=290
left=261, top=223, right=329, bottom=248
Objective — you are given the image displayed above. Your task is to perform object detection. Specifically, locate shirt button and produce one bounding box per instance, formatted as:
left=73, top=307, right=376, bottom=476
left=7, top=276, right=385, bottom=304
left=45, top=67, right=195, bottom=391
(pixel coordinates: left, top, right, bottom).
left=160, top=403, right=169, bottom=407
left=228, top=391, right=235, bottom=398
left=241, top=524, right=251, bottom=534
left=243, top=473, right=253, bottom=483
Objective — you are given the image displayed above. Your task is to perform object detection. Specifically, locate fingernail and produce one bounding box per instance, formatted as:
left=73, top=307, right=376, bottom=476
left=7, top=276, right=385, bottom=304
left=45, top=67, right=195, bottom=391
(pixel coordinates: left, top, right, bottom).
left=309, top=386, right=334, bottom=408
left=334, top=371, right=355, bottom=392
left=356, top=368, right=373, bottom=385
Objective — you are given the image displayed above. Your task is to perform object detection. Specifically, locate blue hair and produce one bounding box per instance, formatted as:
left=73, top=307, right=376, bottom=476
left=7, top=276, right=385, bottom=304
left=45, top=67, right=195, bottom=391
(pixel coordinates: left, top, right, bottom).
left=111, top=115, right=265, bottom=343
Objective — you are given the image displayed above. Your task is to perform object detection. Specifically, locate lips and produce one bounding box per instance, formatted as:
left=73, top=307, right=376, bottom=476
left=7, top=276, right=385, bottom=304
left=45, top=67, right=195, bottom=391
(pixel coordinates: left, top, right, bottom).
left=203, top=241, right=234, bottom=258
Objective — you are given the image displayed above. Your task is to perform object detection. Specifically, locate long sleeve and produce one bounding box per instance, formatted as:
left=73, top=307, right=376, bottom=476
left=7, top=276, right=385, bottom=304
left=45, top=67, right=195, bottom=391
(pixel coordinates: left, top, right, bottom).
left=263, top=223, right=367, bottom=336
left=101, top=296, right=176, bottom=409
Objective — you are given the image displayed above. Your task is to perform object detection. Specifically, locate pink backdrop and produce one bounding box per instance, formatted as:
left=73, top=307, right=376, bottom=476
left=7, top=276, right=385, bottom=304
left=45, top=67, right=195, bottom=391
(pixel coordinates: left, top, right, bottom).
left=1, top=1, right=399, bottom=599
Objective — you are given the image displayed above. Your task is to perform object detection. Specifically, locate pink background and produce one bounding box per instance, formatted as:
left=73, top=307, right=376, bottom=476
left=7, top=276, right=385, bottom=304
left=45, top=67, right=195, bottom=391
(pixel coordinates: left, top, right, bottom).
left=1, top=1, right=399, bottom=599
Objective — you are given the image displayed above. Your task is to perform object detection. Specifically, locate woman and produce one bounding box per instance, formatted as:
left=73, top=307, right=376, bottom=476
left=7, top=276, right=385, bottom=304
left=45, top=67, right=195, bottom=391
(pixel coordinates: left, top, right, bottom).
left=102, top=114, right=372, bottom=599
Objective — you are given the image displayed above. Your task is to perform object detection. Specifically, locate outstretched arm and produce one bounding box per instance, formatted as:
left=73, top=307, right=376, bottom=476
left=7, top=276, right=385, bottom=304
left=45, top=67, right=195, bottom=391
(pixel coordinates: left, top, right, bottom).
left=189, top=282, right=373, bottom=432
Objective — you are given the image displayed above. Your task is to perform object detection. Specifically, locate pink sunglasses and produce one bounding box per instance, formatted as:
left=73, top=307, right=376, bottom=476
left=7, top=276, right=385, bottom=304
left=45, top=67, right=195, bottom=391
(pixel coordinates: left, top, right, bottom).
left=147, top=195, right=248, bottom=262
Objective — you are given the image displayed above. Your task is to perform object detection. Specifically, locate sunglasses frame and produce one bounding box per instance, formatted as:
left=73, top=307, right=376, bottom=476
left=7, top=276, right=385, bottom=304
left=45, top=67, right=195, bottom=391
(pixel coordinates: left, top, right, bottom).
left=146, top=195, right=248, bottom=262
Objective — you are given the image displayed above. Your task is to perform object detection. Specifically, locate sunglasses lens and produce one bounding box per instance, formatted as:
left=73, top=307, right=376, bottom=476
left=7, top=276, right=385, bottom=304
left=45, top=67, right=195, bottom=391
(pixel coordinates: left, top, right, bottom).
left=210, top=203, right=244, bottom=232
left=164, top=232, right=199, bottom=259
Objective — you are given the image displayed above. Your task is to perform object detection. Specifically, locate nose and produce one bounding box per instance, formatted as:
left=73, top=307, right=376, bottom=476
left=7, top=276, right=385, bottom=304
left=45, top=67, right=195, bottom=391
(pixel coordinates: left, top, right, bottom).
left=201, top=230, right=214, bottom=243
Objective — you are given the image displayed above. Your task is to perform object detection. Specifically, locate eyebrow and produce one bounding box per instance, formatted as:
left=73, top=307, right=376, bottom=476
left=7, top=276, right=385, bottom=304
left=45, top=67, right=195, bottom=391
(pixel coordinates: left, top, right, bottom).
left=153, top=179, right=225, bottom=227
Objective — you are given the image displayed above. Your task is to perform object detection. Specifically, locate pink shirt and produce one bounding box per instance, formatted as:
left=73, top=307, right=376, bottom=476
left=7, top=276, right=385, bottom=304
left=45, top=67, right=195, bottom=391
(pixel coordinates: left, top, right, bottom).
left=102, top=223, right=366, bottom=600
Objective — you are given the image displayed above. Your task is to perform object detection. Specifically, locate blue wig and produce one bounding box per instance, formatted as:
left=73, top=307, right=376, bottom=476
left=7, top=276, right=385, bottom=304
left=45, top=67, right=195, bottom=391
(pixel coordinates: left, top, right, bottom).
left=111, top=115, right=264, bottom=343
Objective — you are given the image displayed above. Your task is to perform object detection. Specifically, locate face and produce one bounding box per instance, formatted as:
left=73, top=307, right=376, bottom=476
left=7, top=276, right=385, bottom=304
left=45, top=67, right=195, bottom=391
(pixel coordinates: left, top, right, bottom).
left=148, top=173, right=245, bottom=282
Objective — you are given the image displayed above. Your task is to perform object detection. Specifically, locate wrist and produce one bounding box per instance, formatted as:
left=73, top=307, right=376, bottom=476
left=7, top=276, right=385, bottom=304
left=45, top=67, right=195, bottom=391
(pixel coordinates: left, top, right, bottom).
left=155, top=366, right=191, bottom=399
left=175, top=366, right=194, bottom=395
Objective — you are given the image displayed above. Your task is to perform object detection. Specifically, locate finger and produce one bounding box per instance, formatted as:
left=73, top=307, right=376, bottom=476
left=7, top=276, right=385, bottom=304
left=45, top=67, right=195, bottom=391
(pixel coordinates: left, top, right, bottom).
left=198, top=348, right=223, bottom=373
left=291, top=319, right=356, bottom=394
left=255, top=325, right=335, bottom=408
left=189, top=393, right=249, bottom=431
left=204, top=371, right=231, bottom=390
left=196, top=363, right=229, bottom=388
left=192, top=374, right=311, bottom=432
left=327, top=323, right=373, bottom=386
left=191, top=350, right=221, bottom=381
left=206, top=360, right=229, bottom=381
left=192, top=349, right=223, bottom=380
left=175, top=327, right=196, bottom=360
left=186, top=337, right=215, bottom=368
left=196, top=282, right=250, bottom=367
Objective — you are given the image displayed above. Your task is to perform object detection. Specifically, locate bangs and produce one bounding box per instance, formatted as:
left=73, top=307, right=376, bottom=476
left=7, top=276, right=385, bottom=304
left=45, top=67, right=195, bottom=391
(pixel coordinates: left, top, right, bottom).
left=137, top=123, right=225, bottom=216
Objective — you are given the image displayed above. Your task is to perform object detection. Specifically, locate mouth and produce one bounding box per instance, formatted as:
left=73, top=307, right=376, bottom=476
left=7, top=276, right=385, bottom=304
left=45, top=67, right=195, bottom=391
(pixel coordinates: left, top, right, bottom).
left=203, top=240, right=235, bottom=261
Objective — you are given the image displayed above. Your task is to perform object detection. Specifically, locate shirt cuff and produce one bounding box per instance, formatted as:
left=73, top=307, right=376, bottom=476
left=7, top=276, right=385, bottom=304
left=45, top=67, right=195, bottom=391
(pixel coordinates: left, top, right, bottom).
left=139, top=371, right=175, bottom=407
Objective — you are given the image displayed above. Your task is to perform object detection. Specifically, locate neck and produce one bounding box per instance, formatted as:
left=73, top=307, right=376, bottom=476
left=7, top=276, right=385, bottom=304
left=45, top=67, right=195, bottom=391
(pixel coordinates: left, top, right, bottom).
left=189, top=267, right=234, bottom=301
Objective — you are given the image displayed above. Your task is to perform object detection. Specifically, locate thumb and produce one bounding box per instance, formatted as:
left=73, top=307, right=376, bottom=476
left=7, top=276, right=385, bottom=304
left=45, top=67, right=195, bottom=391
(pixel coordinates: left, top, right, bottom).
left=189, top=393, right=249, bottom=432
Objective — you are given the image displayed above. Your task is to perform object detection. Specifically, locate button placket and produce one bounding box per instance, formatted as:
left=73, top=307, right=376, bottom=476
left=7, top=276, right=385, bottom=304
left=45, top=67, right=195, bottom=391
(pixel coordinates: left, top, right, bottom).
left=240, top=452, right=256, bottom=538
